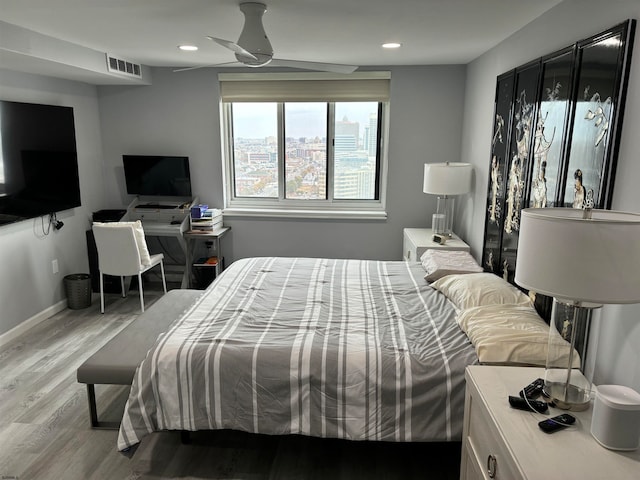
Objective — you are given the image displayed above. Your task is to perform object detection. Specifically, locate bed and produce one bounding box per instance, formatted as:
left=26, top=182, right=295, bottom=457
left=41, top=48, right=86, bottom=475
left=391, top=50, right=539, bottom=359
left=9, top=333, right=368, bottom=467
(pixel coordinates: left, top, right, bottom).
left=117, top=256, right=483, bottom=451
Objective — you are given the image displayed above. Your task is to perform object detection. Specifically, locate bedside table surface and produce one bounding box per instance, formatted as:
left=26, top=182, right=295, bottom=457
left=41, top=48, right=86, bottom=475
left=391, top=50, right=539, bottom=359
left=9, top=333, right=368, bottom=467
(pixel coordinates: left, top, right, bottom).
left=403, top=228, right=470, bottom=262
left=464, top=365, right=640, bottom=479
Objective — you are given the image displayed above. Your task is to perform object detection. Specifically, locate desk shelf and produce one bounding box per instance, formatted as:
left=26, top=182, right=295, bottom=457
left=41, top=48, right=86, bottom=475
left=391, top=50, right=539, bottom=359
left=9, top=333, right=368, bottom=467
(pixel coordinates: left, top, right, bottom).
left=184, top=228, right=230, bottom=289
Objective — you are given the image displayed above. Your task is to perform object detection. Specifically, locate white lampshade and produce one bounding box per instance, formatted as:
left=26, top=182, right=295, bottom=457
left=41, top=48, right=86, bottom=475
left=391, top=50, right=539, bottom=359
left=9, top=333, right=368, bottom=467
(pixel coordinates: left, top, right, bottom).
left=515, top=208, right=640, bottom=305
left=423, top=162, right=473, bottom=195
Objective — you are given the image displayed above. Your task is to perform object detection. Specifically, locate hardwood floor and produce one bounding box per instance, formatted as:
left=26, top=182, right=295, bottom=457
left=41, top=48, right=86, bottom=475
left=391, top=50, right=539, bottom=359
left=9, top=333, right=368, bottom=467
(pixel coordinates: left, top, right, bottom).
left=0, top=288, right=462, bottom=480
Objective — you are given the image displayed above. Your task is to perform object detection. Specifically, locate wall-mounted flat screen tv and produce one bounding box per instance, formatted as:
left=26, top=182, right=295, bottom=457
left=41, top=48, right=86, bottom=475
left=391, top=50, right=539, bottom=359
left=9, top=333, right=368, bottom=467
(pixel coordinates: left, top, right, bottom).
left=123, top=155, right=192, bottom=197
left=0, top=100, right=81, bottom=226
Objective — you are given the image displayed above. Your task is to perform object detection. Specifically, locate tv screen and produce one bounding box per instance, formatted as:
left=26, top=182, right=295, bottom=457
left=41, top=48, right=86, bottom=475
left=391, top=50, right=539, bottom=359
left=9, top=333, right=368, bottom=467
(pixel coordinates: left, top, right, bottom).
left=123, top=155, right=192, bottom=197
left=0, top=100, right=81, bottom=226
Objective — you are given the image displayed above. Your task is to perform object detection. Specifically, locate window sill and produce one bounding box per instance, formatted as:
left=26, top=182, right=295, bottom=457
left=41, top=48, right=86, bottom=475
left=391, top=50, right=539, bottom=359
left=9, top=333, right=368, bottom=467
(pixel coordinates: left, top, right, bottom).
left=223, top=207, right=387, bottom=220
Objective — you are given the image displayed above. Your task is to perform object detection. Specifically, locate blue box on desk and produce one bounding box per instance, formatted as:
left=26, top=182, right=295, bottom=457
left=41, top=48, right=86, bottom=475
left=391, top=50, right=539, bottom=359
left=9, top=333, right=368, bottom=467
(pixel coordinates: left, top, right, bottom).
left=190, top=204, right=208, bottom=219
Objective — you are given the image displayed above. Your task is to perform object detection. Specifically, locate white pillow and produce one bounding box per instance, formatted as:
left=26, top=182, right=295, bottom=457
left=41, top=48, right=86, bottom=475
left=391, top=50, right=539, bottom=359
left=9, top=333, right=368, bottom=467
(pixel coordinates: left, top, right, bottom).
left=456, top=304, right=580, bottom=367
left=420, top=250, right=483, bottom=282
left=93, top=220, right=152, bottom=266
left=431, top=272, right=532, bottom=311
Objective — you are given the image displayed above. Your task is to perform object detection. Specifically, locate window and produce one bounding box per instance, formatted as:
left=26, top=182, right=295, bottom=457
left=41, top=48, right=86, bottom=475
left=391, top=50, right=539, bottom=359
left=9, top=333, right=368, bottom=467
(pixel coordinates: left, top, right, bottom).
left=220, top=72, right=390, bottom=219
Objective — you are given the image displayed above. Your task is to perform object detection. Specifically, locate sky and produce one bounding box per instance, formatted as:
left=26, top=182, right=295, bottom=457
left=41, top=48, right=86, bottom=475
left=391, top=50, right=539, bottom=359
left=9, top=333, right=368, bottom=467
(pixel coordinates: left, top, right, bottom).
left=232, top=102, right=377, bottom=139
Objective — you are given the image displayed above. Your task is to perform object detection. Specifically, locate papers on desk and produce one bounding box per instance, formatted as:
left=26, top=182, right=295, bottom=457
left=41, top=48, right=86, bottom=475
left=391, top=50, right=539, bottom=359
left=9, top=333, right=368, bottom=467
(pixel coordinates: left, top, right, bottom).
left=190, top=209, right=223, bottom=232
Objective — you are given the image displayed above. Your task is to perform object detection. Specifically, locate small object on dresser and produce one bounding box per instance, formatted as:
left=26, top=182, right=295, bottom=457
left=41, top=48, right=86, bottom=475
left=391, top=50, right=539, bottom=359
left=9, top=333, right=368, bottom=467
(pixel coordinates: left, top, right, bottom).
left=590, top=384, right=640, bottom=450
left=432, top=233, right=447, bottom=245
left=520, top=378, right=545, bottom=399
left=508, top=395, right=549, bottom=413
left=538, top=413, right=575, bottom=434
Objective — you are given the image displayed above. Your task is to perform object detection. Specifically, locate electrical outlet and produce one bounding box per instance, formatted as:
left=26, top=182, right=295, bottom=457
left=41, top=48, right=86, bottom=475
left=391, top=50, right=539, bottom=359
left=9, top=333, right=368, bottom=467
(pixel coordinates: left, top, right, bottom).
left=52, top=259, right=59, bottom=274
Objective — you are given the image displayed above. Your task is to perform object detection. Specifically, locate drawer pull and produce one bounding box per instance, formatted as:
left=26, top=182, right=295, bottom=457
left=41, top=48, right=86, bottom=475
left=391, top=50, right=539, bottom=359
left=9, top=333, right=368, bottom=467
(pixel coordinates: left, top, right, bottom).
left=487, top=454, right=497, bottom=478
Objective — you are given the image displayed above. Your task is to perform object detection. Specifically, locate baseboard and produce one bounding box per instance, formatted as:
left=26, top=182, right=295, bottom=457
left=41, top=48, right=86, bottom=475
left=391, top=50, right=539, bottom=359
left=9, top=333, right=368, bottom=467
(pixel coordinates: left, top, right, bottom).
left=0, top=299, right=68, bottom=349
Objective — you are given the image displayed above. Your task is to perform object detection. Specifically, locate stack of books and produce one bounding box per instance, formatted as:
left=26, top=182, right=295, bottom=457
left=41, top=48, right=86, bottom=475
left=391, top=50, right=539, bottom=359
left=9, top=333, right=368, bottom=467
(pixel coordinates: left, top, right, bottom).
left=193, top=256, right=218, bottom=267
left=189, top=208, right=223, bottom=232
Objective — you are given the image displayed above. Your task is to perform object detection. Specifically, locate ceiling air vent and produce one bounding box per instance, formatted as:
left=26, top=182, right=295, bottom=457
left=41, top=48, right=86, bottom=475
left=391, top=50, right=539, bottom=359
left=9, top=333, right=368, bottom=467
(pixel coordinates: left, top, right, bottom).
left=106, top=54, right=142, bottom=78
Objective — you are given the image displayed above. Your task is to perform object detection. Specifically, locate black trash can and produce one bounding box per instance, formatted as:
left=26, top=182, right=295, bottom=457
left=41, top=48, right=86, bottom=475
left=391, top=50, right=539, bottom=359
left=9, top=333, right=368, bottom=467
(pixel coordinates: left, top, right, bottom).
left=64, top=273, right=92, bottom=309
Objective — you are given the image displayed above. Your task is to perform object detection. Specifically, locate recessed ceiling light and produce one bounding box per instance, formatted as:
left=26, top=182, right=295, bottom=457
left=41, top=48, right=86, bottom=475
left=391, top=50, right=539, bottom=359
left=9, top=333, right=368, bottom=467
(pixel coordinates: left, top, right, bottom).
left=178, top=45, right=198, bottom=51
left=382, top=42, right=402, bottom=49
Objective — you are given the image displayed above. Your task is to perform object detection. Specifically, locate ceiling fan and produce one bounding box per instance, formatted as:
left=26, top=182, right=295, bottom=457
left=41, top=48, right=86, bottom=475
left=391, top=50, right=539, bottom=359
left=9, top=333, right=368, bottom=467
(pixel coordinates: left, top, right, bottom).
left=176, top=2, right=358, bottom=74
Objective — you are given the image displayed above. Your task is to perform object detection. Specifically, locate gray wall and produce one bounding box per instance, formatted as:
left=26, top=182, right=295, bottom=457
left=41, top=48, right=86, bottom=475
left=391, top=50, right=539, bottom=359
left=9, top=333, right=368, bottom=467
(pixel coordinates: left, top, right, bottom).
left=97, top=66, right=467, bottom=262
left=0, top=68, right=104, bottom=337
left=458, top=0, right=640, bottom=390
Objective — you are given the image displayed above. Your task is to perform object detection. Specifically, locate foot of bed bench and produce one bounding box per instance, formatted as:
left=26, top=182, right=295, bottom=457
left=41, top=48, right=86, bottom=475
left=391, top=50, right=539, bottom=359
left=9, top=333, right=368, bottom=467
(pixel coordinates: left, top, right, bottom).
left=86, top=384, right=120, bottom=430
left=76, top=290, right=203, bottom=432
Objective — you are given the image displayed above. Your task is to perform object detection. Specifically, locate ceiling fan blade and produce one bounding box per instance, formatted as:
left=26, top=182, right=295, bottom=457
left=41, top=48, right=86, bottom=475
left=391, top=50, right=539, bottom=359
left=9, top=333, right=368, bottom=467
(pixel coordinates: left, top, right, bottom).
left=173, top=65, right=207, bottom=72
left=270, top=58, right=358, bottom=74
left=173, top=61, right=242, bottom=73
left=207, top=36, right=258, bottom=62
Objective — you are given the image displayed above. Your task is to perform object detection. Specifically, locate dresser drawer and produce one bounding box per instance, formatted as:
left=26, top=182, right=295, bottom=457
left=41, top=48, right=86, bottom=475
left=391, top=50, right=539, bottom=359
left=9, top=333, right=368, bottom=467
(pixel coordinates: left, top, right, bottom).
left=466, top=394, right=521, bottom=480
left=403, top=234, right=418, bottom=261
left=462, top=436, right=486, bottom=480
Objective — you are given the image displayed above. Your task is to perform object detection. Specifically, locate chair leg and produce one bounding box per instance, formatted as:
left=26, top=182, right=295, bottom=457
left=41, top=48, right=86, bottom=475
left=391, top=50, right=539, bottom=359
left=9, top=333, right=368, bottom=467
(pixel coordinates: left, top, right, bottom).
left=120, top=276, right=126, bottom=298
left=138, top=273, right=145, bottom=313
left=99, top=271, right=105, bottom=314
left=160, top=260, right=167, bottom=294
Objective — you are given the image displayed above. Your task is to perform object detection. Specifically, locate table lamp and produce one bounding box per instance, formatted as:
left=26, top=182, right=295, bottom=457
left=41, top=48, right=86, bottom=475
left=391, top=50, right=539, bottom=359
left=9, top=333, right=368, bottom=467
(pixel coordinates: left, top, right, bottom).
left=423, top=162, right=472, bottom=236
left=515, top=208, right=640, bottom=410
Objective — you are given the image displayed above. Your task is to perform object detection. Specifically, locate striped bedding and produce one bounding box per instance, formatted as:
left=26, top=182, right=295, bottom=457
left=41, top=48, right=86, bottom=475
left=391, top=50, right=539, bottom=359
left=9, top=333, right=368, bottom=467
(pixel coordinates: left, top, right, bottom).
left=118, top=257, right=478, bottom=451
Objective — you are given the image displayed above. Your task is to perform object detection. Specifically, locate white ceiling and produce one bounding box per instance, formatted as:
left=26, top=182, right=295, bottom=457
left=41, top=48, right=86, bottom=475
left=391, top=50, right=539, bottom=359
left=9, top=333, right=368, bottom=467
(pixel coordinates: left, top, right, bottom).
left=0, top=0, right=563, bottom=73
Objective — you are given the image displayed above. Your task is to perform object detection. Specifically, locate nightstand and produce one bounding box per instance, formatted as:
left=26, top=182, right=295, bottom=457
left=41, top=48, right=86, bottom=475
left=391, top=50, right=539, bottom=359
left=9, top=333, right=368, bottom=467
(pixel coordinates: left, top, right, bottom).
left=460, top=365, right=640, bottom=480
left=184, top=227, right=230, bottom=289
left=403, top=227, right=470, bottom=262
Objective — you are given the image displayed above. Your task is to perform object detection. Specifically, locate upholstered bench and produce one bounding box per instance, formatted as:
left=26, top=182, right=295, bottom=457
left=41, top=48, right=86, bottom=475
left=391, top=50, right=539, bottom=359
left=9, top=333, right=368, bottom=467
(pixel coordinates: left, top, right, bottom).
left=76, top=289, right=202, bottom=428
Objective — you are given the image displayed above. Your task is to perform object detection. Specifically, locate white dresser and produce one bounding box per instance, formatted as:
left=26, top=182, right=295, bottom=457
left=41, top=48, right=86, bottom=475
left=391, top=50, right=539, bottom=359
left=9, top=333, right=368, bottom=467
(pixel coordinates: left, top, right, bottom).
left=402, top=228, right=470, bottom=262
left=461, top=365, right=640, bottom=480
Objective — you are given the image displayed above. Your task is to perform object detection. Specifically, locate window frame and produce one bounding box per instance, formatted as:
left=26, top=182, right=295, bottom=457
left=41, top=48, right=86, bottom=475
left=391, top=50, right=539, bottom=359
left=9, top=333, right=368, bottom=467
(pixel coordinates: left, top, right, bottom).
left=221, top=100, right=389, bottom=220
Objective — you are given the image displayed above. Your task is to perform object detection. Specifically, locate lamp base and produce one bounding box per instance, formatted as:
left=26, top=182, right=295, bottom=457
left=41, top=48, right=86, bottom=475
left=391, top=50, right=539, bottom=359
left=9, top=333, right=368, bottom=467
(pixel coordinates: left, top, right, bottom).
left=544, top=300, right=598, bottom=412
left=432, top=214, right=447, bottom=236
left=433, top=196, right=455, bottom=237
left=543, top=381, right=591, bottom=411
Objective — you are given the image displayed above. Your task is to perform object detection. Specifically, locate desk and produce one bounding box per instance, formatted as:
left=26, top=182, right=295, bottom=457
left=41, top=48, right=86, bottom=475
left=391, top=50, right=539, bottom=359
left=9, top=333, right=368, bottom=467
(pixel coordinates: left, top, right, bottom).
left=124, top=197, right=194, bottom=288
left=184, top=227, right=230, bottom=288
left=139, top=217, right=190, bottom=287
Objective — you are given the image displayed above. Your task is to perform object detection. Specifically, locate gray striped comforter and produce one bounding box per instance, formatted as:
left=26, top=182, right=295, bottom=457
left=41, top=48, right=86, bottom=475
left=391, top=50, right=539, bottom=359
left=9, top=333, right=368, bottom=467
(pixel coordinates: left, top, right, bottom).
left=118, top=257, right=478, bottom=451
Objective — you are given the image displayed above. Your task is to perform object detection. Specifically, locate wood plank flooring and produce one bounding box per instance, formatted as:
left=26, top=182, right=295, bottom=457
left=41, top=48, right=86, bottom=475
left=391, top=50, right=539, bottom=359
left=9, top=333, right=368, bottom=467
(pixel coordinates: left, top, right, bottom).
left=0, top=287, right=462, bottom=480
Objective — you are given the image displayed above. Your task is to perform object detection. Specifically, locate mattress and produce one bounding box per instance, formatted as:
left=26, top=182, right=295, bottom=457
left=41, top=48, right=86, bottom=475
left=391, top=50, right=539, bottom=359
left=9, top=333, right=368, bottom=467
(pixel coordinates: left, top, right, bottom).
left=118, top=257, right=478, bottom=451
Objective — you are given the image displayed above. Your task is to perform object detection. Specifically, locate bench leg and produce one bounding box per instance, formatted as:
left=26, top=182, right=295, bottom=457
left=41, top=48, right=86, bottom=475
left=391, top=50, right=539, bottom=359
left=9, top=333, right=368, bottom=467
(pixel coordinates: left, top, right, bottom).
left=86, top=384, right=120, bottom=430
left=87, top=384, right=99, bottom=427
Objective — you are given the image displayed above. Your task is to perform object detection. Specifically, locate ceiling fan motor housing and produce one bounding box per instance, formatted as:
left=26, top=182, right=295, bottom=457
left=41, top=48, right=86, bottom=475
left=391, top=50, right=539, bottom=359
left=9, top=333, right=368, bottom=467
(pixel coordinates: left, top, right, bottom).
left=236, top=2, right=274, bottom=66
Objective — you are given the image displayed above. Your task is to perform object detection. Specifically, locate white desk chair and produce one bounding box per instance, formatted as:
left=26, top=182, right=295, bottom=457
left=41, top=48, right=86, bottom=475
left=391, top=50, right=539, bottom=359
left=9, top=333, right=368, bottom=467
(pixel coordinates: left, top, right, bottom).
left=92, top=221, right=167, bottom=313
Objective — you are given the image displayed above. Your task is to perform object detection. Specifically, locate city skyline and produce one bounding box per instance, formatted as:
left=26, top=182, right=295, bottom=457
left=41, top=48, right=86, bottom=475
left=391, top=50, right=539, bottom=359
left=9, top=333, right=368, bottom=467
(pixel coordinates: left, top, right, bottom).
left=231, top=101, right=379, bottom=200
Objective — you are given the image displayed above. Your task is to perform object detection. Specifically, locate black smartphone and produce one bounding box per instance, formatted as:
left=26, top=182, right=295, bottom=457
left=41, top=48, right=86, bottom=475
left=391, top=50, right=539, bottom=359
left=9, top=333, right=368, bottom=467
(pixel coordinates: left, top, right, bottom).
left=538, top=413, right=576, bottom=433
